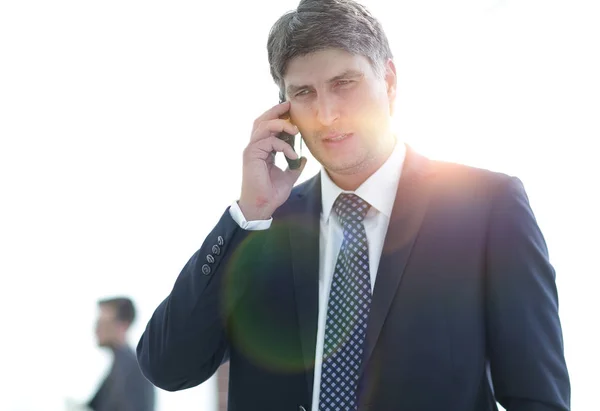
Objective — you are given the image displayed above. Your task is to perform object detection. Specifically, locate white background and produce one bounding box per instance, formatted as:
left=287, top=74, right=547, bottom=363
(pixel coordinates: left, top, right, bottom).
left=1, top=0, right=598, bottom=410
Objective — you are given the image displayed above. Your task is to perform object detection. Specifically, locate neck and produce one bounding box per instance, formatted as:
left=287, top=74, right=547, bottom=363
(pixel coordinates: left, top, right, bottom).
left=327, top=134, right=396, bottom=191
left=109, top=338, right=127, bottom=351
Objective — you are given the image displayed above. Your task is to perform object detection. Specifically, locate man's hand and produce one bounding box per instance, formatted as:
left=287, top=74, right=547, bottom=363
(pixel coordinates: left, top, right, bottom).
left=238, top=101, right=306, bottom=221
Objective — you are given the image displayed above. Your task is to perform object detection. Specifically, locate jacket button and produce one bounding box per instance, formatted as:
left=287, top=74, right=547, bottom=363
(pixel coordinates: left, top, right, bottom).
left=299, top=407, right=307, bottom=411
left=206, top=254, right=215, bottom=264
left=212, top=245, right=221, bottom=255
left=217, top=236, right=224, bottom=246
left=201, top=264, right=211, bottom=275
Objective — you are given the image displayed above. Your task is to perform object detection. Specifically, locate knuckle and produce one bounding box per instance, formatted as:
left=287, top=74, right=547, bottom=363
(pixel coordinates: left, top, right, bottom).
left=270, top=136, right=282, bottom=147
left=261, top=121, right=273, bottom=134
left=276, top=119, right=287, bottom=131
left=243, top=143, right=256, bottom=157
left=242, top=147, right=251, bottom=160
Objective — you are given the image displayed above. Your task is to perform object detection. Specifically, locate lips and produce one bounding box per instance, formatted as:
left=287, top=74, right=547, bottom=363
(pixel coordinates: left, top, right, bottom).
left=323, top=133, right=352, bottom=142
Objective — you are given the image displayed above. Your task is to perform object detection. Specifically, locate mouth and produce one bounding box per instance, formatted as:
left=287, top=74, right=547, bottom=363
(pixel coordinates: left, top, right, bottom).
left=323, top=133, right=353, bottom=143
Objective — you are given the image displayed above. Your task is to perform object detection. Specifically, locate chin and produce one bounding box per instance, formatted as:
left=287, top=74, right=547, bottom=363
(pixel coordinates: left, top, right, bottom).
left=318, top=148, right=366, bottom=168
left=324, top=158, right=368, bottom=174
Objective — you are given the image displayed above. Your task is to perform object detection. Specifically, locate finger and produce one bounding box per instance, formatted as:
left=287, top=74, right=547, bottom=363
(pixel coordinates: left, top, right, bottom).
left=250, top=136, right=299, bottom=161
left=250, top=118, right=299, bottom=143
left=253, top=101, right=291, bottom=126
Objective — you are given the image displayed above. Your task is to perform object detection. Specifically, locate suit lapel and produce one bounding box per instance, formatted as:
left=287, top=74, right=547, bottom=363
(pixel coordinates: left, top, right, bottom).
left=286, top=147, right=435, bottom=396
left=288, top=174, right=322, bottom=399
left=359, top=145, right=436, bottom=377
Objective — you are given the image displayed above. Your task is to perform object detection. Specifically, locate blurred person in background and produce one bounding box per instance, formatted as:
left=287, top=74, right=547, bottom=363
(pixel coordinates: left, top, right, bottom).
left=86, top=296, right=155, bottom=411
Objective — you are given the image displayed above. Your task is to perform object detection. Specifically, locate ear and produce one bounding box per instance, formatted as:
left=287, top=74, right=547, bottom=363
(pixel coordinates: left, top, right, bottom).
left=279, top=88, right=286, bottom=104
left=384, top=59, right=397, bottom=113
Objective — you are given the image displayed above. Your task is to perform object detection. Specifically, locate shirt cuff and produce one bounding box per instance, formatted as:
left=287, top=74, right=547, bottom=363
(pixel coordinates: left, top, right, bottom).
left=229, top=201, right=273, bottom=230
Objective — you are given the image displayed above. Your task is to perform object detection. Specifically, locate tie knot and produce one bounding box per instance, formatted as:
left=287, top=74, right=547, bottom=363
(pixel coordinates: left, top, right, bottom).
left=333, top=193, right=370, bottom=225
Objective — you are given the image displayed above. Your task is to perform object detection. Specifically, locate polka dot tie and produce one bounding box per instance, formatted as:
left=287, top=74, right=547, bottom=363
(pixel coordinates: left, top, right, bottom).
left=318, top=193, right=372, bottom=411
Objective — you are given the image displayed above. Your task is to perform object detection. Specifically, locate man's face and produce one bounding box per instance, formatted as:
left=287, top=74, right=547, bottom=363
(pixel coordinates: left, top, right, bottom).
left=95, top=305, right=121, bottom=347
left=284, top=48, right=396, bottom=175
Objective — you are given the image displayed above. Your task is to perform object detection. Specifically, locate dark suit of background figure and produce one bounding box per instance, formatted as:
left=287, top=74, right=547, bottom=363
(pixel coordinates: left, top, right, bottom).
left=88, top=344, right=155, bottom=411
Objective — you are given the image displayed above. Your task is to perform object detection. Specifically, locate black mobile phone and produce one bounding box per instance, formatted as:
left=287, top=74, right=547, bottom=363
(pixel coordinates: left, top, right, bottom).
left=277, top=96, right=302, bottom=170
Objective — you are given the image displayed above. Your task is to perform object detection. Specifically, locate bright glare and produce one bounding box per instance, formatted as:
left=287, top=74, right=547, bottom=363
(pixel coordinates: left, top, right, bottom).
left=0, top=1, right=598, bottom=410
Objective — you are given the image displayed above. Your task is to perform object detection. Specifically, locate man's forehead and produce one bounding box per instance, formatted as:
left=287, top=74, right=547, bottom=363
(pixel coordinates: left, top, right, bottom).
left=283, top=49, right=370, bottom=86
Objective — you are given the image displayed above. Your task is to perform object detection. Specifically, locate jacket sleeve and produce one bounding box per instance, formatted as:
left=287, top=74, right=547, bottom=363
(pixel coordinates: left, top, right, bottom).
left=136, top=206, right=267, bottom=391
left=485, top=177, right=571, bottom=411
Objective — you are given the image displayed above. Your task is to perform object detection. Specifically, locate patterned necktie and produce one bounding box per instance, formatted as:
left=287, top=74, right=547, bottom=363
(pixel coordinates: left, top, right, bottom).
left=319, top=193, right=372, bottom=411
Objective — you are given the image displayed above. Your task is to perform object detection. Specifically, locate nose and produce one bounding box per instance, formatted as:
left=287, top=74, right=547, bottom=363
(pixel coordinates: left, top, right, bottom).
left=315, top=94, right=339, bottom=126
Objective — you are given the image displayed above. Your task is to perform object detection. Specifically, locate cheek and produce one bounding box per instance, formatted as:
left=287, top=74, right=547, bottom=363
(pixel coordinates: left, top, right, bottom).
left=289, top=105, right=313, bottom=130
left=96, top=324, right=113, bottom=337
left=357, top=87, right=391, bottom=118
left=341, top=84, right=387, bottom=115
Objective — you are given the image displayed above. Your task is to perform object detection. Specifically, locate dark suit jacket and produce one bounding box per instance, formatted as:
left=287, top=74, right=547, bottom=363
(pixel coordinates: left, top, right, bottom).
left=89, top=345, right=155, bottom=411
left=137, top=145, right=570, bottom=410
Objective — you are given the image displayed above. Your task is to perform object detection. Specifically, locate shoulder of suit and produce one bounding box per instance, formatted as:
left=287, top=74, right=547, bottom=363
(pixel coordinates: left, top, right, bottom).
left=428, top=157, right=516, bottom=186
left=421, top=157, right=529, bottom=205
left=290, top=172, right=320, bottom=195
left=278, top=173, right=320, bottom=204
left=268, top=173, right=320, bottom=219
left=113, top=345, right=139, bottom=368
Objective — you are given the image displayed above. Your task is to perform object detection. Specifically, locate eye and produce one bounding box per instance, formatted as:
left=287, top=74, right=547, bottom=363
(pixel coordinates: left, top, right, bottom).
left=335, top=80, right=354, bottom=88
left=294, top=89, right=312, bottom=98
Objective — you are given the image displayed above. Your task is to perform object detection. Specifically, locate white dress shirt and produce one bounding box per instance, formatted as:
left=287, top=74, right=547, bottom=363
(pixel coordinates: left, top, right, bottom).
left=228, top=140, right=406, bottom=410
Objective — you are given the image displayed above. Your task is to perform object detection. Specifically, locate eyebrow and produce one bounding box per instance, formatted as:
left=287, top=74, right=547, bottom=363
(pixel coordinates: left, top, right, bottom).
left=286, top=69, right=364, bottom=96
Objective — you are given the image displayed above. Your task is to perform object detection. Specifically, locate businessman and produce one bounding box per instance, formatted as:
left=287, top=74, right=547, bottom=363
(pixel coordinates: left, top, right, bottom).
left=137, top=0, right=570, bottom=409
left=89, top=297, right=155, bottom=411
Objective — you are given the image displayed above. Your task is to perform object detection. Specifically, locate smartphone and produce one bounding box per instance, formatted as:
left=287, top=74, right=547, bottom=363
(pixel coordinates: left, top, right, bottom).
left=277, top=96, right=302, bottom=170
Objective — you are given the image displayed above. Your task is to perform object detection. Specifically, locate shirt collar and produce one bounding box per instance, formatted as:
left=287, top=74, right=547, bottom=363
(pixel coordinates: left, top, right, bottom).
left=321, top=139, right=406, bottom=223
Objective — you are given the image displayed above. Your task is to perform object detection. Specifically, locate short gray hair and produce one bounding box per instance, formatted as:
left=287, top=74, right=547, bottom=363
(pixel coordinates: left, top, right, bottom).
left=267, top=0, right=393, bottom=101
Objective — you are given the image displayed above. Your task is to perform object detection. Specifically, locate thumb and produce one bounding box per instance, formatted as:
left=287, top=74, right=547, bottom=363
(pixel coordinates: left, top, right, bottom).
left=284, top=156, right=307, bottom=185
